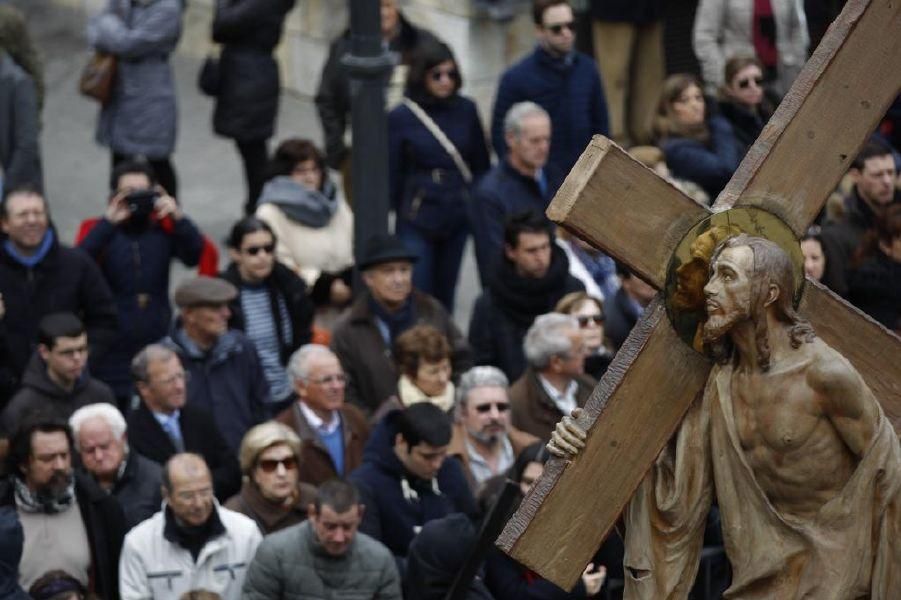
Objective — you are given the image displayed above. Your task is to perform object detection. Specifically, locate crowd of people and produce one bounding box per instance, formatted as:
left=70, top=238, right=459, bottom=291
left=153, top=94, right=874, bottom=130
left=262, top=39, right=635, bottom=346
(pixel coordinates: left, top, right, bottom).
left=0, top=0, right=898, bottom=598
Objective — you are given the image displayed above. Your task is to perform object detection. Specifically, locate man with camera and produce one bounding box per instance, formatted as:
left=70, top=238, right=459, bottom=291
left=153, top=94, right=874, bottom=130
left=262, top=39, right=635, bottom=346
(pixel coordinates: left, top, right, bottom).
left=78, top=159, right=204, bottom=409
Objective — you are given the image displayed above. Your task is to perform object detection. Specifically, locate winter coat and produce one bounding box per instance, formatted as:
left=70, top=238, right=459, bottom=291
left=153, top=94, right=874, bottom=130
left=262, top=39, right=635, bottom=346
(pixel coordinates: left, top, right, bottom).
left=274, top=401, right=370, bottom=486
left=119, top=504, right=262, bottom=600
left=848, top=251, right=901, bottom=331
left=491, top=46, right=609, bottom=176
left=349, top=411, right=477, bottom=560
left=0, top=353, right=115, bottom=436
left=468, top=248, right=584, bottom=382
left=604, top=286, right=644, bottom=350
left=404, top=513, right=495, bottom=600
left=485, top=547, right=586, bottom=600
left=590, top=0, right=662, bottom=23
left=693, top=0, right=808, bottom=97
left=508, top=368, right=596, bottom=442
left=659, top=114, right=741, bottom=200
left=221, top=261, right=314, bottom=364
left=315, top=13, right=438, bottom=169
left=162, top=328, right=270, bottom=452
left=0, top=234, right=117, bottom=404
left=107, top=451, right=163, bottom=531
left=212, top=0, right=295, bottom=142
left=0, top=472, right=127, bottom=600
left=78, top=215, right=203, bottom=398
left=127, top=401, right=242, bottom=502
left=331, top=291, right=471, bottom=415
left=255, top=181, right=355, bottom=287
left=87, top=0, right=181, bottom=158
left=0, top=506, right=28, bottom=599
left=717, top=97, right=774, bottom=155
left=241, top=519, right=402, bottom=600
left=0, top=52, right=41, bottom=192
left=224, top=480, right=316, bottom=536
left=820, top=187, right=901, bottom=298
left=468, top=160, right=563, bottom=285
left=389, top=95, right=490, bottom=234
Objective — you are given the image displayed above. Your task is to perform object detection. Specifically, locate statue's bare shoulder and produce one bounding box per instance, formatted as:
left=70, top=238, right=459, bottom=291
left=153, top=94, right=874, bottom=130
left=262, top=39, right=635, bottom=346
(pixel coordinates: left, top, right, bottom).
left=805, top=338, right=878, bottom=457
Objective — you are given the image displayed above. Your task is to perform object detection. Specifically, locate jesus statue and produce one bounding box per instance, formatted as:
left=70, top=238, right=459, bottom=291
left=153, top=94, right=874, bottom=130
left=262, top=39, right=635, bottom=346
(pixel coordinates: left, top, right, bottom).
left=549, top=234, right=901, bottom=598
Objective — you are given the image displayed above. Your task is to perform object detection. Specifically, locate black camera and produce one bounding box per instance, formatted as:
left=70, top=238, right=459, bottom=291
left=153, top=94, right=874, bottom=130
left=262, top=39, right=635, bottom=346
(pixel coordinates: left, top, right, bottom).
left=125, top=189, right=158, bottom=222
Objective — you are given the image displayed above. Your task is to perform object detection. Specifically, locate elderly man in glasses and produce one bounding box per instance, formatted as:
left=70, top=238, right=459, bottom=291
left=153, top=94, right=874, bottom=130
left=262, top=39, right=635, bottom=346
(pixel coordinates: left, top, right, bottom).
left=448, top=366, right=538, bottom=490
left=119, top=453, right=261, bottom=600
left=490, top=0, right=609, bottom=176
left=275, top=344, right=370, bottom=487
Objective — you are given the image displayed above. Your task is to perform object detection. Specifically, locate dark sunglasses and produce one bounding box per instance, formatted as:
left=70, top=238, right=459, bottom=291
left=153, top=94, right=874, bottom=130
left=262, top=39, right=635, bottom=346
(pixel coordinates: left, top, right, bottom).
left=429, top=68, right=457, bottom=82
left=546, top=21, right=575, bottom=34
left=474, top=402, right=511, bottom=414
left=242, top=243, right=275, bottom=256
left=577, top=315, right=604, bottom=327
left=737, top=76, right=764, bottom=90
left=257, top=456, right=297, bottom=473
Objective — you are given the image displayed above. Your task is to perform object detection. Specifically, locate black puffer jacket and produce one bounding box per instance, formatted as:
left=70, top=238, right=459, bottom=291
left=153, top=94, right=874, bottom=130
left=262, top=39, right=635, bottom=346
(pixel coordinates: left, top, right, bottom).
left=212, top=0, right=295, bottom=141
left=0, top=506, right=28, bottom=599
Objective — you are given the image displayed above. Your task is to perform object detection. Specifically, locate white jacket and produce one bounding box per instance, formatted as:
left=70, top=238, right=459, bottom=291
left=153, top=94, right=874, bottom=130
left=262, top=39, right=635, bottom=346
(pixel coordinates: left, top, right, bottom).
left=118, top=505, right=262, bottom=600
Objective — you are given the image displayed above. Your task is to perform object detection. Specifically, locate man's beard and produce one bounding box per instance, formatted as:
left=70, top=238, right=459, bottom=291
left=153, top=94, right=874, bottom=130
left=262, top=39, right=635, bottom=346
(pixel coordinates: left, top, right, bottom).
left=467, top=423, right=505, bottom=446
left=35, top=470, right=74, bottom=501
left=702, top=305, right=751, bottom=344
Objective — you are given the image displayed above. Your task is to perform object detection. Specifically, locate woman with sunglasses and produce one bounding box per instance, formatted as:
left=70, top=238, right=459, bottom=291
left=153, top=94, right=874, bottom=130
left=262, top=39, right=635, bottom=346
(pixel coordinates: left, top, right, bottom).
left=225, top=422, right=317, bottom=535
left=653, top=73, right=741, bottom=200
left=221, top=217, right=314, bottom=413
left=717, top=56, right=776, bottom=155
left=388, top=40, right=490, bottom=313
left=555, top=291, right=614, bottom=380
left=254, top=138, right=355, bottom=314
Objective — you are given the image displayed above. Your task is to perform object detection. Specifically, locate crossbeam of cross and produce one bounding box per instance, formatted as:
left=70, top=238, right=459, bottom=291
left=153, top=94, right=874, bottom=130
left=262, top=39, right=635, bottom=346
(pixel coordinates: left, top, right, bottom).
left=496, top=0, right=901, bottom=589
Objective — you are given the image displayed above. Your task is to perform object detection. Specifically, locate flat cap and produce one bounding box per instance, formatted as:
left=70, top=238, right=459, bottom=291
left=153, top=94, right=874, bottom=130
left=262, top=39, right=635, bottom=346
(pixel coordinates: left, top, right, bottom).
left=358, top=233, right=419, bottom=270
left=174, top=276, right=237, bottom=308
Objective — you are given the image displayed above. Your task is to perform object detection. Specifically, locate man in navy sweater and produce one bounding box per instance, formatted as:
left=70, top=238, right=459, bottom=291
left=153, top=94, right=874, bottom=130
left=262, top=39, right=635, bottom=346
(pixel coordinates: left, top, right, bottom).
left=491, top=0, right=609, bottom=177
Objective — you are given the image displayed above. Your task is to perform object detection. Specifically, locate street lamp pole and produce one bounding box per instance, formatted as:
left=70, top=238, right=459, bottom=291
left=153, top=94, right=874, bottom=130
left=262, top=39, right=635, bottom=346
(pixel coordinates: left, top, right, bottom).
left=343, top=0, right=394, bottom=266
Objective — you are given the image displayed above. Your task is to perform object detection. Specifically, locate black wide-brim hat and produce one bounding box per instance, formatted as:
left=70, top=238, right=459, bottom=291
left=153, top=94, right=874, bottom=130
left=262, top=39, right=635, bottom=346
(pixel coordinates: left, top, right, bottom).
left=358, top=233, right=419, bottom=270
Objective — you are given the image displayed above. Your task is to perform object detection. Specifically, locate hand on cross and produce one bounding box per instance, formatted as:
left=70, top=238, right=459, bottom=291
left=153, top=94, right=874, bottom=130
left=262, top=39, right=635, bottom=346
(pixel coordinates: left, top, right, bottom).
left=547, top=408, right=587, bottom=459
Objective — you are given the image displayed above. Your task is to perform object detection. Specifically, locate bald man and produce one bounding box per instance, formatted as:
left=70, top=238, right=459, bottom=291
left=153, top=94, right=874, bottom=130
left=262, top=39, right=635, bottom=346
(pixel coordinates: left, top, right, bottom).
left=118, top=454, right=262, bottom=600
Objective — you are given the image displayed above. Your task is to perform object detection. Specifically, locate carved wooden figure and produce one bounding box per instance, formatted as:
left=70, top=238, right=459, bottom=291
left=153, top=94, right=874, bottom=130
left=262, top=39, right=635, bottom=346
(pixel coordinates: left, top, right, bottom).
left=497, top=0, right=901, bottom=597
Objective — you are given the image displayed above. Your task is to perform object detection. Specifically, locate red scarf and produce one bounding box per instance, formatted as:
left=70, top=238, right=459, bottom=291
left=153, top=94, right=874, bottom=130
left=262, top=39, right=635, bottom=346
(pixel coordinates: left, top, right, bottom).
left=753, top=0, right=778, bottom=68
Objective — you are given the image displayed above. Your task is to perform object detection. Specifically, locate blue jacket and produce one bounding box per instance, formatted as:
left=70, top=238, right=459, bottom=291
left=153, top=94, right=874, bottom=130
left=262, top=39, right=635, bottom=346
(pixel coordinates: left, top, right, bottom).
left=491, top=46, right=609, bottom=176
left=349, top=411, right=477, bottom=562
left=88, top=0, right=181, bottom=158
left=162, top=328, right=269, bottom=453
left=79, top=216, right=203, bottom=397
left=659, top=114, right=741, bottom=200
left=389, top=95, right=490, bottom=233
left=0, top=507, right=28, bottom=599
left=468, top=160, right=563, bottom=285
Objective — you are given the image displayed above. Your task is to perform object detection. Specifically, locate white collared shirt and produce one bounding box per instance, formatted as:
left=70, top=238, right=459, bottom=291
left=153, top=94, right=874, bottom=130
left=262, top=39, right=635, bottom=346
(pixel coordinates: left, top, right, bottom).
left=537, top=374, right=579, bottom=416
left=298, top=402, right=341, bottom=435
left=465, top=435, right=515, bottom=485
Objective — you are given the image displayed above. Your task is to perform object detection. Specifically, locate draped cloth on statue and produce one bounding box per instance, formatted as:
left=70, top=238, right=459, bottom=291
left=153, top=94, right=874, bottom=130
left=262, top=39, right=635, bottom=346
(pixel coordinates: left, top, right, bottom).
left=623, top=358, right=901, bottom=599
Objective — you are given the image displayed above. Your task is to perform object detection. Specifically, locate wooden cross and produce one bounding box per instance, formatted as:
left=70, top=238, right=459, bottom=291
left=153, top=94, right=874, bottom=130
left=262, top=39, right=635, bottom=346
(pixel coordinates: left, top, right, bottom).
left=497, top=0, right=901, bottom=590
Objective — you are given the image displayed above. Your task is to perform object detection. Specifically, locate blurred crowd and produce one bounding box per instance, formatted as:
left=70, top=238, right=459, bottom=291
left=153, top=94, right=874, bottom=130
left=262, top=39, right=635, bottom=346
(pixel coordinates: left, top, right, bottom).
left=0, top=0, right=898, bottom=598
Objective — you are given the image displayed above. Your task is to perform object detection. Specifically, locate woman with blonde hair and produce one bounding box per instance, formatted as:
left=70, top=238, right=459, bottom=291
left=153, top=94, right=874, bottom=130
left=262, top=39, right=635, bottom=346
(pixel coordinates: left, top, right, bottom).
left=225, top=422, right=317, bottom=535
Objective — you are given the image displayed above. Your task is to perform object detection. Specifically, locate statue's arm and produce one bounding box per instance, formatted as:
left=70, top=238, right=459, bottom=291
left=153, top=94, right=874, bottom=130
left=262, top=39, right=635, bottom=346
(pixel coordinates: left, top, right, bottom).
left=808, top=353, right=879, bottom=458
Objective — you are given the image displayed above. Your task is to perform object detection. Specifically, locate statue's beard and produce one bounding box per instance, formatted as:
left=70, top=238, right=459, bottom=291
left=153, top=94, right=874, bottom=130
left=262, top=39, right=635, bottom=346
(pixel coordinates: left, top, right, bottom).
left=702, top=304, right=751, bottom=344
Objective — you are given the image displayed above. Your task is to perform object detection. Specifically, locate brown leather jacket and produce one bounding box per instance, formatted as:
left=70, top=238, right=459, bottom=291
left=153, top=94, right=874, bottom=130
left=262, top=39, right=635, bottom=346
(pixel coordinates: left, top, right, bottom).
left=509, top=368, right=596, bottom=441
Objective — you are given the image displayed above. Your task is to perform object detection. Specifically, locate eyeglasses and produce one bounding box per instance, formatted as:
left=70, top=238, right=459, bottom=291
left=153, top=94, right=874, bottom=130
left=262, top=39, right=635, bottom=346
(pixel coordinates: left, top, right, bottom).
left=242, top=244, right=275, bottom=256
left=307, top=373, right=347, bottom=386
left=174, top=487, right=213, bottom=502
left=473, top=402, right=511, bottom=414
left=151, top=371, right=190, bottom=386
left=545, top=21, right=575, bottom=35
left=257, top=456, right=298, bottom=473
left=576, top=315, right=604, bottom=328
left=429, top=68, right=457, bottom=82
left=737, top=76, right=764, bottom=90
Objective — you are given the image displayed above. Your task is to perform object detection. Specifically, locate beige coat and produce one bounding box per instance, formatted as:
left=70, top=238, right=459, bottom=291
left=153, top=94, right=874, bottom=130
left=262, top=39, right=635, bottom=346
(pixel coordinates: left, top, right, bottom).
left=692, top=0, right=809, bottom=96
left=255, top=195, right=354, bottom=287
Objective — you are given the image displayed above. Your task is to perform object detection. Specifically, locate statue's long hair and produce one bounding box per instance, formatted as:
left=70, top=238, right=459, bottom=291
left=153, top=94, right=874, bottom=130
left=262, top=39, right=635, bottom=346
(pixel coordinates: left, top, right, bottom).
left=706, top=235, right=816, bottom=370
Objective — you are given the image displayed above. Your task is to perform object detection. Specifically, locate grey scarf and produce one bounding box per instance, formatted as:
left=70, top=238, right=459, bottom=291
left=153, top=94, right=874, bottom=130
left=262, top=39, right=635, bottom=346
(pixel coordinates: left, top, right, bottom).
left=257, top=176, right=338, bottom=228
left=13, top=475, right=75, bottom=514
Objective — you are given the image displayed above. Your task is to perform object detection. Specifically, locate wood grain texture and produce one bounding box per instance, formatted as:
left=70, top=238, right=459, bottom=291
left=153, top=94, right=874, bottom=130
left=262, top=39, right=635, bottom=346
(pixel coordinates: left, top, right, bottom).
left=800, top=279, right=901, bottom=431
left=547, top=137, right=710, bottom=288
left=713, top=0, right=901, bottom=235
left=497, top=299, right=712, bottom=589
